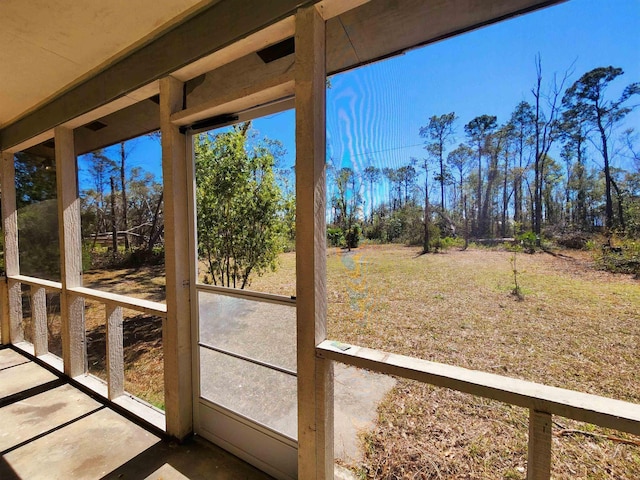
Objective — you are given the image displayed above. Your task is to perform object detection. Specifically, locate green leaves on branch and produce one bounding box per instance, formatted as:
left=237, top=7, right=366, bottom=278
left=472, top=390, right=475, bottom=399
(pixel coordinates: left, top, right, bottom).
left=195, top=122, right=289, bottom=289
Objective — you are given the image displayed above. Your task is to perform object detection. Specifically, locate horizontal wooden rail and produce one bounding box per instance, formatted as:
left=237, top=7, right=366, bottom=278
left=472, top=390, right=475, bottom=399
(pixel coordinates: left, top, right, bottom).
left=317, top=340, right=640, bottom=436
left=8, top=274, right=62, bottom=291
left=68, top=286, right=167, bottom=317
left=196, top=283, right=296, bottom=306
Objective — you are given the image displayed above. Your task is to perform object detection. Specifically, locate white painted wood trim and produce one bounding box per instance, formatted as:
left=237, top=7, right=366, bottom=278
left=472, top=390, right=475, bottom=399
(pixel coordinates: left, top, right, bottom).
left=295, top=6, right=333, bottom=479
left=113, top=394, right=166, bottom=431
left=68, top=286, right=167, bottom=317
left=317, top=341, right=640, bottom=436
left=30, top=286, right=48, bottom=356
left=106, top=304, right=125, bottom=400
left=55, top=126, right=85, bottom=378
left=527, top=409, right=552, bottom=480
left=9, top=274, right=62, bottom=291
left=1, top=151, right=23, bottom=344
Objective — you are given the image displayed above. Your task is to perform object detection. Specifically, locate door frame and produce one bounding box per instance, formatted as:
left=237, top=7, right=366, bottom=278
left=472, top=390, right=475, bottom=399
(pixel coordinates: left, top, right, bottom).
left=185, top=98, right=299, bottom=480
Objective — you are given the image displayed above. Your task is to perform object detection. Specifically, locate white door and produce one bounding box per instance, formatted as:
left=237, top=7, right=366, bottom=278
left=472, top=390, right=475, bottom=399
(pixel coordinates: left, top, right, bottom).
left=187, top=106, right=298, bottom=480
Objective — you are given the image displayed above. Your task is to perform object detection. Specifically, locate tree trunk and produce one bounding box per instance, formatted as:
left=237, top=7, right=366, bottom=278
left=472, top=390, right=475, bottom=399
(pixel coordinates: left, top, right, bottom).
left=476, top=150, right=482, bottom=236
left=596, top=111, right=614, bottom=232
left=110, top=176, right=118, bottom=259
left=502, top=158, right=509, bottom=238
left=423, top=164, right=430, bottom=253
left=120, top=142, right=130, bottom=251
left=147, top=191, right=164, bottom=251
left=610, top=178, right=626, bottom=233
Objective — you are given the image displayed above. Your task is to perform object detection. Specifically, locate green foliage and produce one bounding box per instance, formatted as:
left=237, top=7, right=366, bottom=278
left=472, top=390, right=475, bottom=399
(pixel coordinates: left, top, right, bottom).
left=82, top=243, right=93, bottom=271
left=345, top=224, right=361, bottom=249
left=327, top=227, right=345, bottom=247
left=516, top=231, right=538, bottom=254
left=18, top=200, right=60, bottom=280
left=593, top=238, right=640, bottom=277
left=434, top=236, right=461, bottom=251
left=14, top=152, right=57, bottom=209
left=195, top=122, right=284, bottom=289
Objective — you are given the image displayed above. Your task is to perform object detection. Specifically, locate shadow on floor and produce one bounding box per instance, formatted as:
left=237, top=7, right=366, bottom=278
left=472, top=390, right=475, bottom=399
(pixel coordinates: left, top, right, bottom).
left=0, top=346, right=273, bottom=480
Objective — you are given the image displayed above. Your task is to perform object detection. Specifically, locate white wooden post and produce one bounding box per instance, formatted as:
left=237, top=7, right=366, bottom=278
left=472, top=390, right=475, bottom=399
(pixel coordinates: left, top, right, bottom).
left=55, top=126, right=85, bottom=377
left=1, top=151, right=23, bottom=344
left=527, top=409, right=552, bottom=480
left=296, top=6, right=334, bottom=479
left=160, top=75, right=193, bottom=439
left=106, top=303, right=124, bottom=399
left=31, top=286, right=48, bottom=356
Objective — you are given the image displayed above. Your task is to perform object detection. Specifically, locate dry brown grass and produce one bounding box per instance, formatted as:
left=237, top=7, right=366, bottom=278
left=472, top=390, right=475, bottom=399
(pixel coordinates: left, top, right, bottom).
left=320, top=244, right=640, bottom=479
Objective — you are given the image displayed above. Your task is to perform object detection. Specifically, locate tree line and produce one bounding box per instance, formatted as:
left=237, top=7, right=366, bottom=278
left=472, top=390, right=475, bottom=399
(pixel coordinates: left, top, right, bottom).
left=6, top=63, right=638, bottom=286
left=327, top=64, right=640, bottom=252
left=80, top=136, right=165, bottom=266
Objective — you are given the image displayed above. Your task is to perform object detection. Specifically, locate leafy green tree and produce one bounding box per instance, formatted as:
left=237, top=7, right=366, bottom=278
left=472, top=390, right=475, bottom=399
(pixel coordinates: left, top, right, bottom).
left=14, top=152, right=60, bottom=280
left=195, top=122, right=284, bottom=288
left=563, top=66, right=639, bottom=232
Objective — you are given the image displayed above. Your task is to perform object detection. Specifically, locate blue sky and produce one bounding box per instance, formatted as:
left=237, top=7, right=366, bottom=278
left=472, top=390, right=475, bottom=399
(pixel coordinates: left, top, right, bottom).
left=324, top=0, right=640, bottom=176
left=78, top=0, right=640, bottom=197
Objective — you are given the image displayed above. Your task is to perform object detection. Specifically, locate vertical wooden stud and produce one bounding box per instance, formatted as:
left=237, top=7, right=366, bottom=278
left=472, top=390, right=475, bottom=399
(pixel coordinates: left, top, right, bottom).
left=1, top=151, right=23, bottom=344
left=295, top=6, right=334, bottom=479
left=0, top=278, right=9, bottom=345
left=55, top=126, right=85, bottom=377
left=160, top=75, right=193, bottom=439
left=106, top=304, right=124, bottom=399
left=527, top=409, right=552, bottom=480
left=31, top=286, right=48, bottom=356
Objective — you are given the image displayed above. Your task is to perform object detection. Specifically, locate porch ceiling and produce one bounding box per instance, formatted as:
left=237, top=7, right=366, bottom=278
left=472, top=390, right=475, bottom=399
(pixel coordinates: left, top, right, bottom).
left=0, top=0, right=218, bottom=129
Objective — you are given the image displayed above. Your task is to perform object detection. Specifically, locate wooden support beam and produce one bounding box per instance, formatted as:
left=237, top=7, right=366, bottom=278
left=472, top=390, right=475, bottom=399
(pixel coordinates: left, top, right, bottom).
left=30, top=286, right=48, bottom=356
left=106, top=304, right=125, bottom=400
left=160, top=75, right=193, bottom=439
left=295, top=6, right=333, bottom=479
left=527, top=410, right=552, bottom=480
left=1, top=151, right=23, bottom=344
left=0, top=279, right=9, bottom=345
left=54, top=126, right=85, bottom=377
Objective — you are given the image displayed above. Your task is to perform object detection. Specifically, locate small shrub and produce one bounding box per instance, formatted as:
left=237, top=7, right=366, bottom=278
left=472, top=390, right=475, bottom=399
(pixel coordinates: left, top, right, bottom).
left=433, top=235, right=462, bottom=252
left=593, top=238, right=640, bottom=277
left=516, top=231, right=537, bottom=254
left=345, top=224, right=361, bottom=249
left=327, top=227, right=344, bottom=247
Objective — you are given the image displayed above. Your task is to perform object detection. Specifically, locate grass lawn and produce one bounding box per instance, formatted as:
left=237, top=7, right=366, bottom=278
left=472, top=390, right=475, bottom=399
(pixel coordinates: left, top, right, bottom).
left=256, top=243, right=640, bottom=478
left=53, top=244, right=639, bottom=477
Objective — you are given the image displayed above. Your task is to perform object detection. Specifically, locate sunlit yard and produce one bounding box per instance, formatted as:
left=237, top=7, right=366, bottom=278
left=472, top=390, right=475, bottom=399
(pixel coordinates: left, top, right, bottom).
left=71, top=243, right=640, bottom=477
left=255, top=244, right=640, bottom=478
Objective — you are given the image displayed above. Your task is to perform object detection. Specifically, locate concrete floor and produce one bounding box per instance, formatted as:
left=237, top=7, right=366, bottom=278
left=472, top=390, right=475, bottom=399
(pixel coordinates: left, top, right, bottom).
left=1, top=336, right=396, bottom=479
left=0, top=347, right=273, bottom=480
